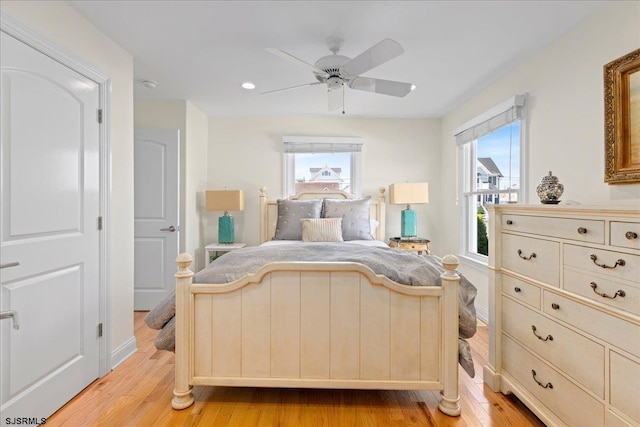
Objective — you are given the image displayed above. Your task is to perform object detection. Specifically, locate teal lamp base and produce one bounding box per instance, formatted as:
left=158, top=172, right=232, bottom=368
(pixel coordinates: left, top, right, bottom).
left=400, top=207, right=417, bottom=238
left=218, top=213, right=235, bottom=243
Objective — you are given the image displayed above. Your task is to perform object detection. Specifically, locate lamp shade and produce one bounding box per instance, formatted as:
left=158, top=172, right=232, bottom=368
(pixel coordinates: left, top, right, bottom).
left=389, top=183, right=429, bottom=205
left=206, top=190, right=245, bottom=212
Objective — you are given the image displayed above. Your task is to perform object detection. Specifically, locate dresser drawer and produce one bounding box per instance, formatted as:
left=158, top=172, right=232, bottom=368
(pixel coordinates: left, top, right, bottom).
left=502, top=234, right=560, bottom=286
left=503, top=275, right=541, bottom=309
left=502, top=296, right=604, bottom=396
left=610, top=351, right=640, bottom=425
left=502, top=214, right=605, bottom=244
left=502, top=334, right=604, bottom=427
left=564, top=269, right=640, bottom=317
left=543, top=291, right=640, bottom=357
left=611, top=221, right=640, bottom=251
left=564, top=244, right=640, bottom=285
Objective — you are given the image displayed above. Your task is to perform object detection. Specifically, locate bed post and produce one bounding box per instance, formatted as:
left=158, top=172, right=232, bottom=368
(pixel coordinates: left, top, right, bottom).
left=377, top=187, right=386, bottom=241
left=172, top=253, right=195, bottom=410
left=438, top=255, right=461, bottom=416
left=259, top=187, right=268, bottom=244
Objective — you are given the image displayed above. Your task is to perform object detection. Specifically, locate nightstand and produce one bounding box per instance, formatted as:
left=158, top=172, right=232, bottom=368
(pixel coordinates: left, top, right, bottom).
left=204, top=242, right=246, bottom=265
left=389, top=237, right=431, bottom=255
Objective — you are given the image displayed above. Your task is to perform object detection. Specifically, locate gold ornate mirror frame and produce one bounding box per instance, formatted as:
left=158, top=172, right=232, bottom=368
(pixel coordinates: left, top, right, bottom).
left=604, top=48, right=640, bottom=184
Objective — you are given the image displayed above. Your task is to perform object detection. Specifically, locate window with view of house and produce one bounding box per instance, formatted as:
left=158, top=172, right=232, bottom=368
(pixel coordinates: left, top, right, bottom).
left=283, top=136, right=362, bottom=197
left=456, top=95, right=527, bottom=261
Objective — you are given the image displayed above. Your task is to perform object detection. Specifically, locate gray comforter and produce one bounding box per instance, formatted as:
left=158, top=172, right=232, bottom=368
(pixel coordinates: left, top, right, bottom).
left=145, top=243, right=478, bottom=376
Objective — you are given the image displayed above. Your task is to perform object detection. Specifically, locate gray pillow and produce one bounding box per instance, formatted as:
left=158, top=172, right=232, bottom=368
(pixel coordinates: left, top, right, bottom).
left=273, top=199, right=323, bottom=240
left=322, top=197, right=373, bottom=241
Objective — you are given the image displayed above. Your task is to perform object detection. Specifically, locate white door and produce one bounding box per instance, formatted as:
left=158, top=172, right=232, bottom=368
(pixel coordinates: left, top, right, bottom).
left=134, top=129, right=179, bottom=310
left=0, top=32, right=100, bottom=421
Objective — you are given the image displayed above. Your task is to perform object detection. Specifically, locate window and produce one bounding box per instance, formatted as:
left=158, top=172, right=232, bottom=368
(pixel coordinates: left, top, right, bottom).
left=455, top=95, right=527, bottom=261
left=283, top=136, right=363, bottom=197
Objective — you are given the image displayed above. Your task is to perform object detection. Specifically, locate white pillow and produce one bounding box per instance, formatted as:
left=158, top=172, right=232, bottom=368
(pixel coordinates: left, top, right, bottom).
left=301, top=218, right=344, bottom=242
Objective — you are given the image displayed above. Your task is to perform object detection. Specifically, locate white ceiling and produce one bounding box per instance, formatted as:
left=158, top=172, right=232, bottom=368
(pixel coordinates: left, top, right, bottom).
left=69, top=0, right=607, bottom=118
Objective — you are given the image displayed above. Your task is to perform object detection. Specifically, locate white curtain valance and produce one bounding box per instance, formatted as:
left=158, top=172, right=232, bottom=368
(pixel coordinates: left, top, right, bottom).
left=454, top=95, right=527, bottom=146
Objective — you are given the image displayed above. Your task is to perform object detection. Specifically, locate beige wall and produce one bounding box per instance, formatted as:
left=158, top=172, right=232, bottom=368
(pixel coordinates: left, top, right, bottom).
left=134, top=100, right=209, bottom=271
left=207, top=117, right=442, bottom=250
left=440, top=1, right=640, bottom=321
left=1, top=2, right=135, bottom=353
left=185, top=102, right=209, bottom=271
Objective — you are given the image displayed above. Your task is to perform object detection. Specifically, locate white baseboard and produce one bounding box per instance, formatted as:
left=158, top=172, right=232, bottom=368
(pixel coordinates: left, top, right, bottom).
left=110, top=336, right=137, bottom=370
left=476, top=304, right=488, bottom=324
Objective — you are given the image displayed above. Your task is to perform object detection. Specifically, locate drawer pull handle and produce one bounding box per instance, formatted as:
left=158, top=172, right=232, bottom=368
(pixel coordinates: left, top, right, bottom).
left=531, top=370, right=553, bottom=389
left=590, top=254, right=625, bottom=269
left=551, top=303, right=560, bottom=310
left=590, top=282, right=625, bottom=299
left=577, top=227, right=587, bottom=234
left=517, top=249, right=536, bottom=260
left=514, top=287, right=521, bottom=293
left=506, top=220, right=513, bottom=225
left=531, top=325, right=553, bottom=341
left=626, top=231, right=638, bottom=240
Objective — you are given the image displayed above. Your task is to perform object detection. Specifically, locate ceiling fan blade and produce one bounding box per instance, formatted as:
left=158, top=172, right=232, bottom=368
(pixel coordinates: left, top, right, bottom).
left=266, top=48, right=329, bottom=78
left=261, top=81, right=323, bottom=95
left=341, top=38, right=404, bottom=77
left=348, top=77, right=413, bottom=97
left=327, top=87, right=342, bottom=112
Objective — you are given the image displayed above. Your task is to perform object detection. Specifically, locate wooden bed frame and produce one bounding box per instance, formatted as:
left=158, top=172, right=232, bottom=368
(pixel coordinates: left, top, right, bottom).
left=171, top=188, right=462, bottom=416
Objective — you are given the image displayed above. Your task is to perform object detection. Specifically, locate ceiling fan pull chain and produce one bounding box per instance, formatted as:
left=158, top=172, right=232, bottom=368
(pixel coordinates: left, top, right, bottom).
left=342, top=85, right=346, bottom=115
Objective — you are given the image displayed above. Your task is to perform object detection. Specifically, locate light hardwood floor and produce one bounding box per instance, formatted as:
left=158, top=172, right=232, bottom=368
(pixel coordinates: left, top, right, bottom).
left=46, top=312, right=545, bottom=426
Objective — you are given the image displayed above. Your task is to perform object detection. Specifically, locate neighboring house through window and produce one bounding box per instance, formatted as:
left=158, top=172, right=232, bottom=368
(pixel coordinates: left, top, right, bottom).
left=455, top=95, right=527, bottom=261
left=283, top=136, right=363, bottom=197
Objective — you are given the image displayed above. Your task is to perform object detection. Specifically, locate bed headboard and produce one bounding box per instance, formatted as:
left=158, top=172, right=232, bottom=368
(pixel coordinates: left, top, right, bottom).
left=259, top=187, right=386, bottom=243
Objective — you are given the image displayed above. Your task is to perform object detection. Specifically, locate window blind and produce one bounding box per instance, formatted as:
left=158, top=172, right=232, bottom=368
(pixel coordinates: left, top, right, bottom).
left=454, top=95, right=526, bottom=146
left=283, top=136, right=363, bottom=153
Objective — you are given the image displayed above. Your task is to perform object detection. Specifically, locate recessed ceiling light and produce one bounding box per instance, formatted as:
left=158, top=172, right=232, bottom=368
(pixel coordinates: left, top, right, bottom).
left=411, top=84, right=416, bottom=91
left=241, top=82, right=256, bottom=90
left=142, top=80, right=158, bottom=89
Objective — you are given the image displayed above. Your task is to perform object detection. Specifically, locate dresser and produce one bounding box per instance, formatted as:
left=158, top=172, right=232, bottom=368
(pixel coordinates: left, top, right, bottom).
left=485, top=205, right=640, bottom=427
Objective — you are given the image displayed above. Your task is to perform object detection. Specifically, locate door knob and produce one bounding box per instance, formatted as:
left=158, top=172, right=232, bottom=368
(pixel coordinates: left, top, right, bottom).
left=160, top=226, right=176, bottom=232
left=0, top=310, right=19, bottom=329
left=0, top=262, right=20, bottom=269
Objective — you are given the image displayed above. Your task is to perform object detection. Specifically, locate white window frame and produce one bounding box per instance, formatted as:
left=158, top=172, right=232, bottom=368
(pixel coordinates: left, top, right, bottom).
left=454, top=95, right=528, bottom=265
left=282, top=136, right=363, bottom=197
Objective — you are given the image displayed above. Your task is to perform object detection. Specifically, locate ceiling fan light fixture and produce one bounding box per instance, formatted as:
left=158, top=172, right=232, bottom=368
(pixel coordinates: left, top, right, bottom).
left=411, top=84, right=416, bottom=91
left=241, top=82, right=256, bottom=90
left=326, top=76, right=344, bottom=91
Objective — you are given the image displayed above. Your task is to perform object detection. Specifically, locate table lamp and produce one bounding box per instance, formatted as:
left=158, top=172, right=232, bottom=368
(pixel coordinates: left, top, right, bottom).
left=389, top=183, right=429, bottom=239
left=206, top=190, right=245, bottom=243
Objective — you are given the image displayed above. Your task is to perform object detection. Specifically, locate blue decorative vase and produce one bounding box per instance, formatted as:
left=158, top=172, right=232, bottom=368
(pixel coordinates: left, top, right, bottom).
left=401, top=208, right=417, bottom=238
left=218, top=214, right=234, bottom=243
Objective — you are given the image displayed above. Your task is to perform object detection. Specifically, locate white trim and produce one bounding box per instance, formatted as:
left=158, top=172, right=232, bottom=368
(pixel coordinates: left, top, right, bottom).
left=452, top=95, right=526, bottom=136
left=1, top=13, right=113, bottom=376
left=109, top=336, right=137, bottom=370
left=475, top=304, right=489, bottom=324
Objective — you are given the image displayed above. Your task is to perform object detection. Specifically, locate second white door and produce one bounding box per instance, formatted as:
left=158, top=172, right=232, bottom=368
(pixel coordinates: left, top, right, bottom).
left=134, top=129, right=180, bottom=310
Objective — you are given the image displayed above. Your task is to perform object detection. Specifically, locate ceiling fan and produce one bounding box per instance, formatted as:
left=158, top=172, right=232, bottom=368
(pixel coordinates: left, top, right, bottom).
left=263, top=38, right=413, bottom=113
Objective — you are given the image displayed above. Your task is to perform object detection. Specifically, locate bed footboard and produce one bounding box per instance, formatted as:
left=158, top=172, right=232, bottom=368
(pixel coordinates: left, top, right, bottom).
left=172, top=253, right=461, bottom=416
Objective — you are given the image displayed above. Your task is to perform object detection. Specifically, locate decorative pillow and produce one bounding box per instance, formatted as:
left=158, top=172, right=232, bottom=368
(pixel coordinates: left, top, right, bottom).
left=273, top=199, right=323, bottom=240
left=370, top=218, right=379, bottom=235
left=301, top=218, right=344, bottom=242
left=322, top=197, right=373, bottom=241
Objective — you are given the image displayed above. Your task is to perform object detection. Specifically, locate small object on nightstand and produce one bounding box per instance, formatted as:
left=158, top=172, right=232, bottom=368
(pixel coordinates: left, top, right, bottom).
left=204, top=242, right=246, bottom=265
left=389, top=237, right=431, bottom=255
